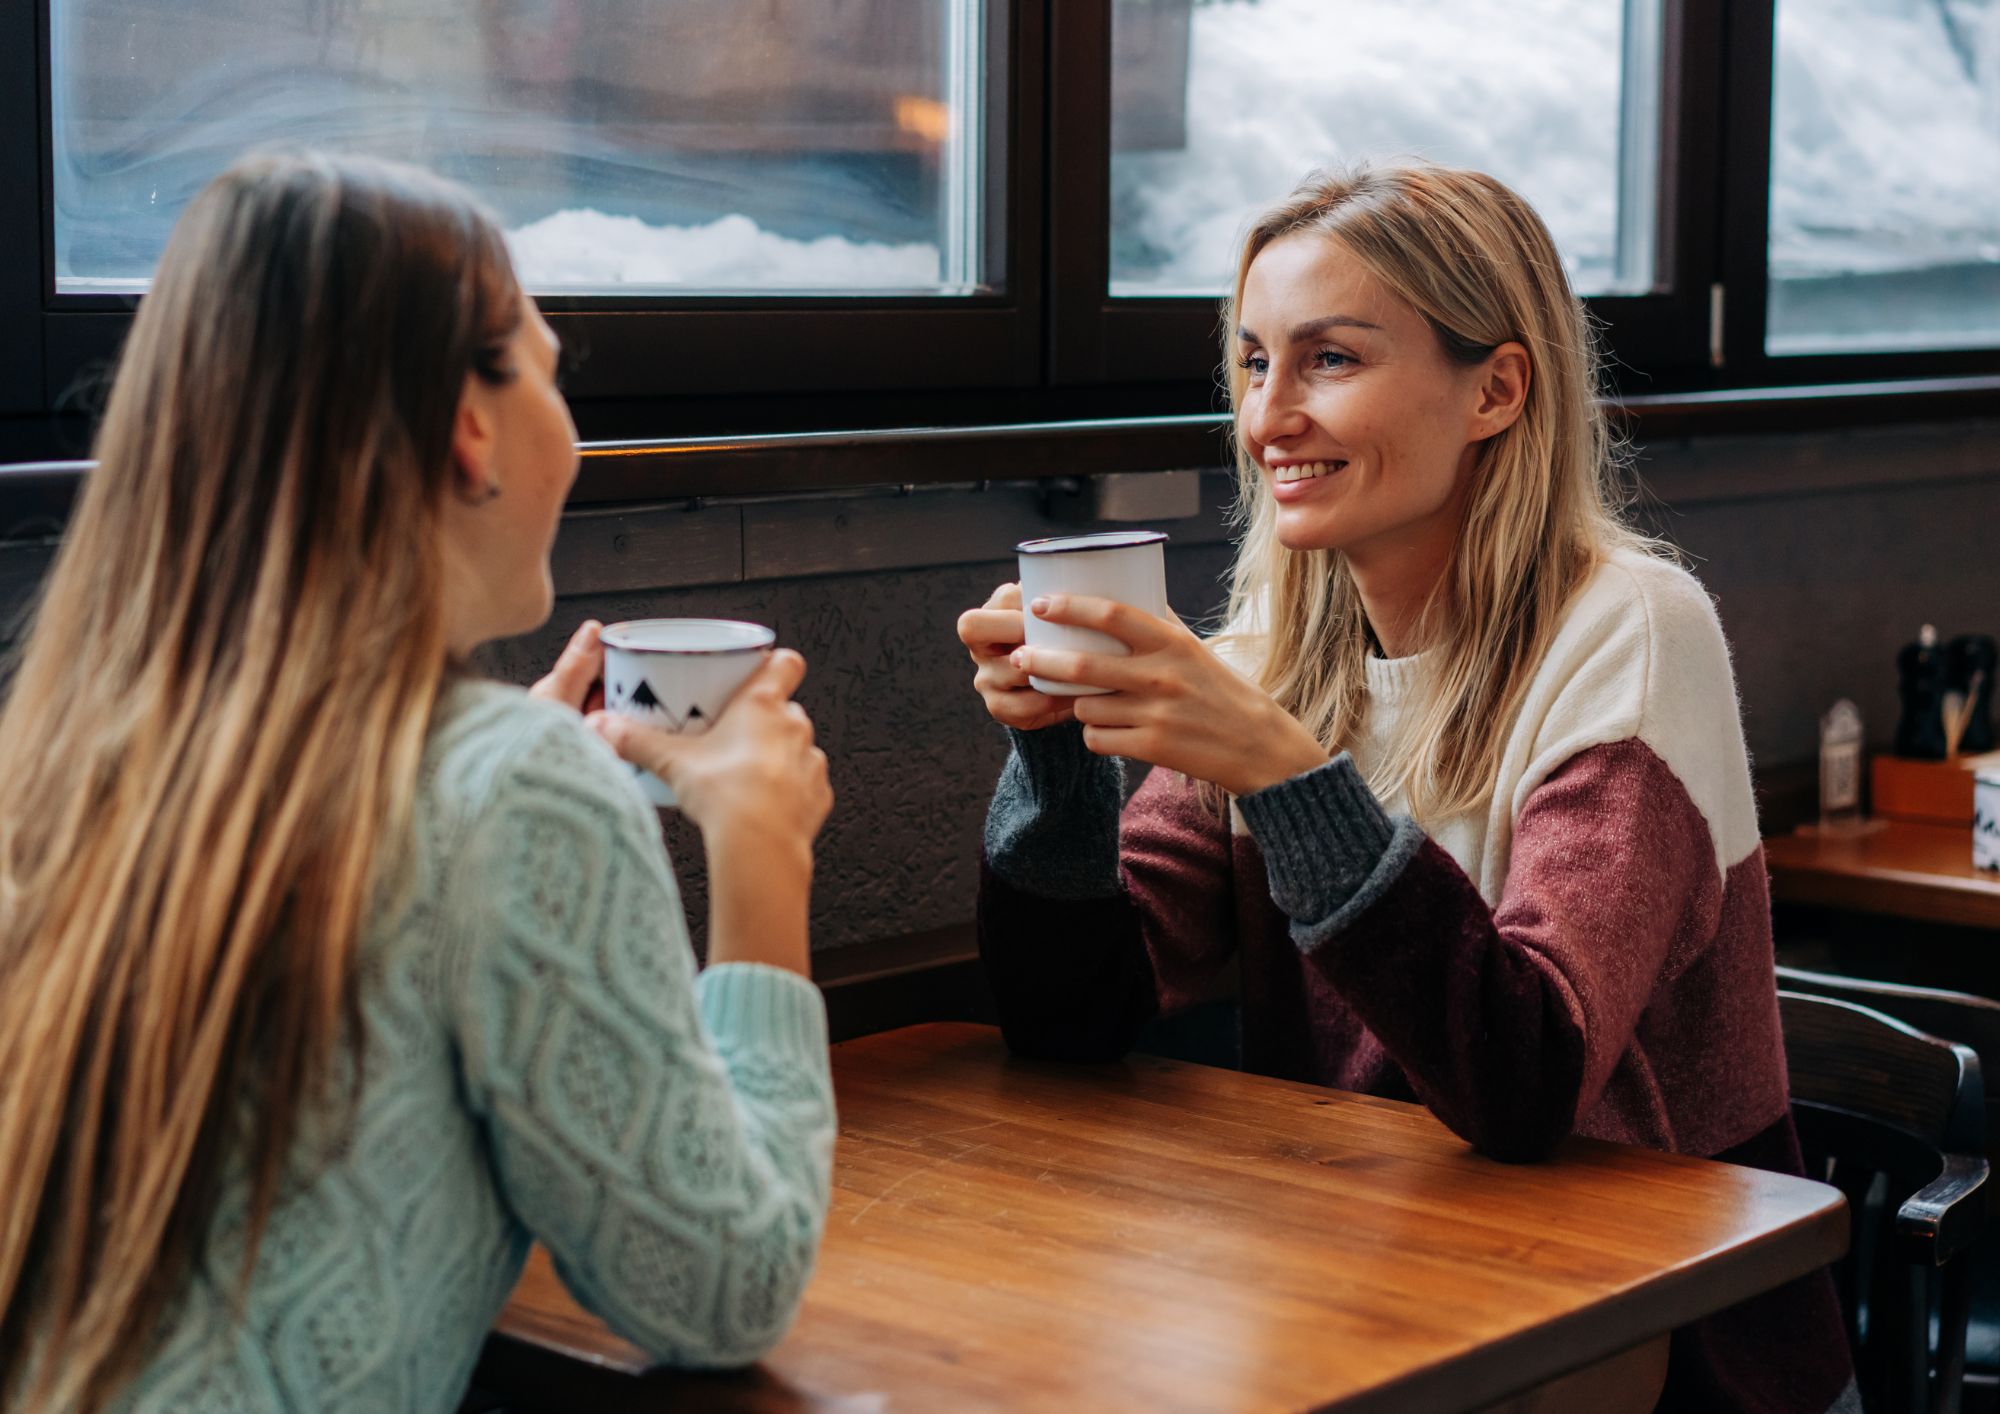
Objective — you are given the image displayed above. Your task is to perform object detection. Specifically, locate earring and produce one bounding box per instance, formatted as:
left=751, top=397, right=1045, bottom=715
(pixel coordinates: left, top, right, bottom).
left=457, top=478, right=501, bottom=506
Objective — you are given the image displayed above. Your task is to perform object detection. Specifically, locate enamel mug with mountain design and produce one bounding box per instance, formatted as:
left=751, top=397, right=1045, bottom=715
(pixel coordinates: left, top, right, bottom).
left=600, top=619, right=776, bottom=808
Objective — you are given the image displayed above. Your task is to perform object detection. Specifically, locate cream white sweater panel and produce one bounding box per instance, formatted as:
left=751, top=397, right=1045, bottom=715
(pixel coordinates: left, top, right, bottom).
left=1233, top=549, right=1759, bottom=904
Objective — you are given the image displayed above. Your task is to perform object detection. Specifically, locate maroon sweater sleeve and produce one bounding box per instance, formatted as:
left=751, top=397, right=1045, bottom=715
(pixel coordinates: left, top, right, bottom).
left=1261, top=740, right=1713, bottom=1162
left=980, top=767, right=1238, bottom=1061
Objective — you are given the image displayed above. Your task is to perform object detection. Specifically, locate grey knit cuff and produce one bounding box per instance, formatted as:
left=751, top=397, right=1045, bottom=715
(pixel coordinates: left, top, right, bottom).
left=1237, top=752, right=1422, bottom=936
left=982, top=722, right=1124, bottom=899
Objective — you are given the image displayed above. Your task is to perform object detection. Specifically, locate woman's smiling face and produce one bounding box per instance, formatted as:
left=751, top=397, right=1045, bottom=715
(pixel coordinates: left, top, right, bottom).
left=1234, top=231, right=1496, bottom=560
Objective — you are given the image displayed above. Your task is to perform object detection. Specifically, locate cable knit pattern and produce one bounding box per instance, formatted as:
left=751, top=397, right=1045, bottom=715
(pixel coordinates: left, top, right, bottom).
left=112, top=679, right=836, bottom=1413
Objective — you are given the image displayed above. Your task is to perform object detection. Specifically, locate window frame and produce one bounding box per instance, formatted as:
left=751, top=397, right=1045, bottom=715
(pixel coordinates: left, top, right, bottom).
left=1718, top=0, right=2000, bottom=383
left=13, top=0, right=1046, bottom=413
left=2, top=0, right=1997, bottom=438
left=1047, top=0, right=1732, bottom=391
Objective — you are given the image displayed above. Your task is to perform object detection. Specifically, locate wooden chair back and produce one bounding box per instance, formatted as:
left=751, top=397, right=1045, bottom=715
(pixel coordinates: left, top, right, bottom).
left=1778, top=965, right=2000, bottom=1165
left=1780, top=990, right=1990, bottom=1414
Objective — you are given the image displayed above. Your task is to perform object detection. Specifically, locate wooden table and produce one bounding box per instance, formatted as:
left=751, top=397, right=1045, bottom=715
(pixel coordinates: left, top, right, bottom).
left=1765, top=820, right=2000, bottom=931
left=484, top=1024, right=1846, bottom=1414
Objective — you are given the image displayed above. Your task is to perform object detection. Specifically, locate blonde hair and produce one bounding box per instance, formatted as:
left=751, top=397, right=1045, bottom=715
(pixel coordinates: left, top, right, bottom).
left=0, top=152, right=521, bottom=1411
left=1215, top=162, right=1656, bottom=822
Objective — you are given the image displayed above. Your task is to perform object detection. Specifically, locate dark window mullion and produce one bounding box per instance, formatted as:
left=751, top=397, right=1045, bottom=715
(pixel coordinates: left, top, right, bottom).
left=0, top=0, right=48, bottom=413
left=1044, top=0, right=1116, bottom=385
left=1642, top=0, right=1730, bottom=374
left=1717, top=0, right=1777, bottom=378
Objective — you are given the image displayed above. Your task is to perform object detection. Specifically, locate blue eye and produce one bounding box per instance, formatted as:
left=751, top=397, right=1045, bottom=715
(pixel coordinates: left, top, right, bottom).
left=1236, top=354, right=1268, bottom=376
left=1314, top=349, right=1353, bottom=370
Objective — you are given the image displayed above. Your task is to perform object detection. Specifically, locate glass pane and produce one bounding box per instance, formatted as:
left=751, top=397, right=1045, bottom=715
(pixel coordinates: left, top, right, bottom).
left=51, top=0, right=994, bottom=297
left=1109, top=0, right=1661, bottom=298
left=1769, top=0, right=2000, bottom=355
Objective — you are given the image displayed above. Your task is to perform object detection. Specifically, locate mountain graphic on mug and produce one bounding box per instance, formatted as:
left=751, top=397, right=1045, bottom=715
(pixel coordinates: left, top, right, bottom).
left=624, top=679, right=706, bottom=731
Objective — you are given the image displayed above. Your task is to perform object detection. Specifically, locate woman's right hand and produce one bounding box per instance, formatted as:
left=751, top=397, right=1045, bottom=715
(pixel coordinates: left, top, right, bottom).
left=957, top=582, right=1076, bottom=732
left=588, top=648, right=833, bottom=851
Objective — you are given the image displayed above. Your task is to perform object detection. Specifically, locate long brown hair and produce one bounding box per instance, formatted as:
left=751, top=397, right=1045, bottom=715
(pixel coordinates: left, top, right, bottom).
left=0, top=151, right=521, bottom=1411
left=1214, top=162, right=1657, bottom=822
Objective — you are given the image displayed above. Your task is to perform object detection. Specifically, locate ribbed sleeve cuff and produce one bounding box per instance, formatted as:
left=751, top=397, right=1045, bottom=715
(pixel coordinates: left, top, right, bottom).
left=1237, top=752, right=1401, bottom=926
left=696, top=962, right=831, bottom=1072
left=982, top=722, right=1124, bottom=899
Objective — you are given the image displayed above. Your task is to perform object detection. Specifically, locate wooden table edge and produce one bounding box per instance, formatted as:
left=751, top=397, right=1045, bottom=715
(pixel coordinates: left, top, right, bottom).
left=1768, top=867, right=2000, bottom=931
left=1763, top=821, right=2000, bottom=931
left=1317, top=1183, right=1849, bottom=1414
left=490, top=1024, right=1855, bottom=1413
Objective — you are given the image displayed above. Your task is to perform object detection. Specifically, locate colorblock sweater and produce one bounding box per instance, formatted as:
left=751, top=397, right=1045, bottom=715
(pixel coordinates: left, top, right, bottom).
left=981, top=548, right=1857, bottom=1414
left=113, top=680, right=837, bottom=1413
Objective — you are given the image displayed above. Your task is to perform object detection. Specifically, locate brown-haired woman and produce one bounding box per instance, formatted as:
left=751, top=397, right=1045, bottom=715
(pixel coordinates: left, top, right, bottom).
left=0, top=152, right=834, bottom=1412
left=961, top=163, right=1856, bottom=1413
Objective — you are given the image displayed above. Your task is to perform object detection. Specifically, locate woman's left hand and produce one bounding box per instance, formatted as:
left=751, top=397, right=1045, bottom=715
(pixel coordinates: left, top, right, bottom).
left=528, top=620, right=606, bottom=714
left=1011, top=594, right=1331, bottom=797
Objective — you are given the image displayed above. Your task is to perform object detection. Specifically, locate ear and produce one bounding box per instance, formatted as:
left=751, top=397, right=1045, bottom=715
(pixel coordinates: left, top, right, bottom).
left=1467, top=342, right=1530, bottom=443
left=449, top=374, right=498, bottom=495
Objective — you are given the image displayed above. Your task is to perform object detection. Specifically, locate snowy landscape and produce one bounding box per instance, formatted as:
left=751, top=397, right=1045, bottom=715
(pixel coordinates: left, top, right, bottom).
left=51, top=0, right=2000, bottom=348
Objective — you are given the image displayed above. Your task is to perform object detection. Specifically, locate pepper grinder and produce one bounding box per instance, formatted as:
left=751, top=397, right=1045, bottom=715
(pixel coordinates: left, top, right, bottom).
left=1946, top=633, right=1997, bottom=755
left=1895, top=624, right=1951, bottom=759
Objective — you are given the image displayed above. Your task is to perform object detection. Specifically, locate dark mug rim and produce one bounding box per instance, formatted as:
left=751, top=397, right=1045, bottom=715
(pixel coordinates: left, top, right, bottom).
left=1016, top=530, right=1170, bottom=556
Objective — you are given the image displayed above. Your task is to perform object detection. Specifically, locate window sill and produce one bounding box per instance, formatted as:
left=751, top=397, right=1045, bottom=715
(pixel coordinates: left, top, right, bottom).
left=566, top=373, right=2000, bottom=502
left=3, top=374, right=1996, bottom=530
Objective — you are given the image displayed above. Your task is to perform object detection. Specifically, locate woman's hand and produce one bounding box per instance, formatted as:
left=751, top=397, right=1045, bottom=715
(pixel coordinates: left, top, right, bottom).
left=528, top=620, right=606, bottom=714
left=957, top=582, right=1077, bottom=732
left=1009, top=593, right=1330, bottom=797
left=589, top=649, right=830, bottom=979
left=587, top=648, right=833, bottom=851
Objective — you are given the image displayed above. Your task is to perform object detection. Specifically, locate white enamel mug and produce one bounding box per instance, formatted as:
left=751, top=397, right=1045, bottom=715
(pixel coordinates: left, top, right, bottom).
left=1015, top=531, right=1170, bottom=697
left=1976, top=770, right=2000, bottom=873
left=600, top=618, right=776, bottom=807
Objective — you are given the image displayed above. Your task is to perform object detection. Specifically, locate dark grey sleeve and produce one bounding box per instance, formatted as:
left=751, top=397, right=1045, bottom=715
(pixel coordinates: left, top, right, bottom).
left=982, top=722, right=1125, bottom=899
left=1235, top=752, right=1426, bottom=943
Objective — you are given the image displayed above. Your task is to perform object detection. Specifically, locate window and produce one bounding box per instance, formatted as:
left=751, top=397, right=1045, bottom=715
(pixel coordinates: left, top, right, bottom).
left=51, top=0, right=998, bottom=297
left=1108, top=0, right=1664, bottom=299
left=1767, top=0, right=2000, bottom=355
left=4, top=0, right=1998, bottom=431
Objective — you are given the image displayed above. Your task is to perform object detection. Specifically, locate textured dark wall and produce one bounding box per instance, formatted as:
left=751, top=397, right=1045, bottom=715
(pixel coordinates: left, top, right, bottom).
left=474, top=545, right=1236, bottom=953
left=1667, top=476, right=2000, bottom=769
left=3, top=421, right=1996, bottom=958
left=1628, top=423, right=2000, bottom=767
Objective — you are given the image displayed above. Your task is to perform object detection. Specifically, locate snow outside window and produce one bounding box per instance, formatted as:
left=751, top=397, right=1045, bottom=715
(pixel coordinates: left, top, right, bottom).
left=1108, top=0, right=1663, bottom=299
left=1768, top=0, right=2000, bottom=354
left=50, top=0, right=992, bottom=297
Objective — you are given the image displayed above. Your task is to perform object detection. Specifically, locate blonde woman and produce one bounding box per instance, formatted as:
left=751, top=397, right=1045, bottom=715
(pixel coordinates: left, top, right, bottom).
left=0, top=153, right=834, bottom=1412
left=960, top=165, right=1855, bottom=1414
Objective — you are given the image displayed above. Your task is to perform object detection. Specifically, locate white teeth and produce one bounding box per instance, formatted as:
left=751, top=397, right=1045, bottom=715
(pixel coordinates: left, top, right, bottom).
left=1272, top=461, right=1345, bottom=483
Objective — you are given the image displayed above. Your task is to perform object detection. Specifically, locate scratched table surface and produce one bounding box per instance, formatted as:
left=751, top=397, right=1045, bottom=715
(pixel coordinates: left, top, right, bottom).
left=485, top=1023, right=1847, bottom=1414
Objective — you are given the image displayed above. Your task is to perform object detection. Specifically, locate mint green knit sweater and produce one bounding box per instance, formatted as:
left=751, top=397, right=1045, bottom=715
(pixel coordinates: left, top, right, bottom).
left=112, top=680, right=837, bottom=1412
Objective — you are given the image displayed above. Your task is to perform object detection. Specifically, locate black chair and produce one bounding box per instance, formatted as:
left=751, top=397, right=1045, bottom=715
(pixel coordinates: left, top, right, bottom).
left=1780, top=990, right=1990, bottom=1414
left=1778, top=968, right=2000, bottom=1158
left=1784, top=972, right=2000, bottom=1414
left=1780, top=967, right=2000, bottom=1413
